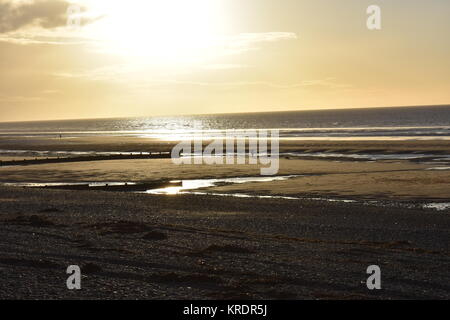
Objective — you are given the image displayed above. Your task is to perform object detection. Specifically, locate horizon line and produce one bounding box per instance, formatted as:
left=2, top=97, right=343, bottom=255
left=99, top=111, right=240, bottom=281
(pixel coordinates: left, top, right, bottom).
left=1, top=103, right=449, bottom=125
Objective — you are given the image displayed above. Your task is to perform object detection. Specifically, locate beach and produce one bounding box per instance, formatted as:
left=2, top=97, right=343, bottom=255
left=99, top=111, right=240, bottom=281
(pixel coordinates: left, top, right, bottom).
left=1, top=0, right=449, bottom=303
left=0, top=186, right=449, bottom=299
left=0, top=137, right=449, bottom=299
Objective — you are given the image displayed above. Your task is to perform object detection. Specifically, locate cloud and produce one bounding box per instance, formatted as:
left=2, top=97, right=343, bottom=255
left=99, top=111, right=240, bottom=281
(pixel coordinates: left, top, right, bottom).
left=0, top=0, right=69, bottom=33
left=150, top=79, right=351, bottom=90
left=53, top=67, right=351, bottom=91
left=234, top=32, right=298, bottom=43
left=203, top=64, right=248, bottom=70
left=0, top=33, right=90, bottom=45
left=0, top=0, right=104, bottom=45
left=222, top=32, right=298, bottom=55
left=0, top=92, right=43, bottom=102
left=0, top=0, right=99, bottom=34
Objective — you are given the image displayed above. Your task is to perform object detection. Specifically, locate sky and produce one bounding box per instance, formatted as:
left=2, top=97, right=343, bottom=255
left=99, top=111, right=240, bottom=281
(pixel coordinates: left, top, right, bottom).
left=0, top=0, right=450, bottom=121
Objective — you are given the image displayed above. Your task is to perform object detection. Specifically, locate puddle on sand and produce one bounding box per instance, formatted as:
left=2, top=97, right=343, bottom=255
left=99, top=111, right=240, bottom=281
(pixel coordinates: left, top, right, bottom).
left=145, top=175, right=362, bottom=205
left=146, top=175, right=300, bottom=195
left=184, top=191, right=450, bottom=211
left=422, top=203, right=450, bottom=211
left=145, top=176, right=450, bottom=211
left=184, top=191, right=357, bottom=203
left=3, top=175, right=449, bottom=212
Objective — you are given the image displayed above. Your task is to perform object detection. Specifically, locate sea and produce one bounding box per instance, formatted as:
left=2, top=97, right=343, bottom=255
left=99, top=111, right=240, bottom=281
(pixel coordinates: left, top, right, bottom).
left=0, top=105, right=450, bottom=140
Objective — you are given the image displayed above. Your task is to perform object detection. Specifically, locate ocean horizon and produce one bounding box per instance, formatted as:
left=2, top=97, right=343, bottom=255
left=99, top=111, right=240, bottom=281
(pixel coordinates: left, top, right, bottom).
left=1, top=105, right=449, bottom=141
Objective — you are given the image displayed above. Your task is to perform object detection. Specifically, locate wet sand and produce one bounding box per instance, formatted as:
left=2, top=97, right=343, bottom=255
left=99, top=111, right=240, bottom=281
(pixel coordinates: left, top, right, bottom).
left=2, top=135, right=450, bottom=154
left=0, top=157, right=449, bottom=201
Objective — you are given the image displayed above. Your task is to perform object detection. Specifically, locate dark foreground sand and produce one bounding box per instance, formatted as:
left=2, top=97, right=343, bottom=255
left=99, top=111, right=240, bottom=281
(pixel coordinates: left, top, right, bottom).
left=0, top=186, right=449, bottom=300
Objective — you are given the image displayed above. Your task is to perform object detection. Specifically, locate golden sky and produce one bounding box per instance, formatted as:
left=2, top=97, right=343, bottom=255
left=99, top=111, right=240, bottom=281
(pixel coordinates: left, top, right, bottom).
left=1, top=0, right=450, bottom=121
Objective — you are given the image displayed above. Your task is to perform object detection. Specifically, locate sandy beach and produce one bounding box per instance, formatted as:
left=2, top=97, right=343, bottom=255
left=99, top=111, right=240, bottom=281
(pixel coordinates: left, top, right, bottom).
left=0, top=137, right=449, bottom=299
left=0, top=186, right=449, bottom=299
left=2, top=0, right=450, bottom=304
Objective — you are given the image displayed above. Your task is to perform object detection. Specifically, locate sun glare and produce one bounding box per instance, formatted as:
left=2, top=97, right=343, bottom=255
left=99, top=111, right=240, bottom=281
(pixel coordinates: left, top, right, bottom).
left=83, top=0, right=226, bottom=62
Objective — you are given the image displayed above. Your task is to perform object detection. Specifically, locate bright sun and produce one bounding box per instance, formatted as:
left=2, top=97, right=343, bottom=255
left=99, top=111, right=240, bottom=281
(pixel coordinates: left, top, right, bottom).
left=83, top=0, right=226, bottom=62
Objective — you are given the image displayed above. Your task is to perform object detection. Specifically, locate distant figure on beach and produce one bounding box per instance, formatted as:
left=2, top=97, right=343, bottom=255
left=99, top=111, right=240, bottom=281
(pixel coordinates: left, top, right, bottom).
left=59, top=134, right=62, bottom=139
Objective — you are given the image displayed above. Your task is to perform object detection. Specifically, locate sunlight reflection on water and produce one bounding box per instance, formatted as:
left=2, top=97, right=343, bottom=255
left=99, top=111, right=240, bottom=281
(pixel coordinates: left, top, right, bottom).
left=145, top=176, right=299, bottom=195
